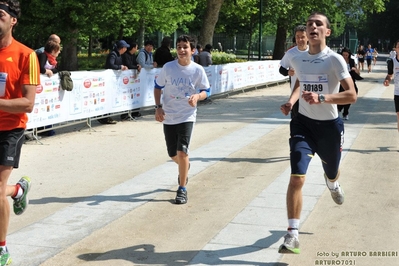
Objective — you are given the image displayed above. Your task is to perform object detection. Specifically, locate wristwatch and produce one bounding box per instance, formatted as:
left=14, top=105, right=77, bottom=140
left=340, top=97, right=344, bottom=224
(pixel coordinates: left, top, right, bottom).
left=318, top=94, right=325, bottom=103
left=154, top=104, right=163, bottom=109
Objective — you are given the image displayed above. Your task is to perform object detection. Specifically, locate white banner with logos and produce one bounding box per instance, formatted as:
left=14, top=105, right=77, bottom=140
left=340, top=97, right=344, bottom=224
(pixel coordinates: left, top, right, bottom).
left=27, top=60, right=286, bottom=129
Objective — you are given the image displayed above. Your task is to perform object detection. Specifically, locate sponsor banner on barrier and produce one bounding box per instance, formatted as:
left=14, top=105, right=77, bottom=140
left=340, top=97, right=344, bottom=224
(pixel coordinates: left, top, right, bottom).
left=27, top=61, right=285, bottom=129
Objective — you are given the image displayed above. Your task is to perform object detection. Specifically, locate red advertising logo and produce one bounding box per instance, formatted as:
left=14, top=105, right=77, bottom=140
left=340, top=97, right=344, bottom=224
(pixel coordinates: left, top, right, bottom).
left=84, top=79, right=92, bottom=88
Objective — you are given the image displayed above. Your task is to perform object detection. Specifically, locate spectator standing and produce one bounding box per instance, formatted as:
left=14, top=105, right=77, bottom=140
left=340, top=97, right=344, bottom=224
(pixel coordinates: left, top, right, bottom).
left=35, top=33, right=61, bottom=54
left=122, top=42, right=141, bottom=72
left=199, top=44, right=212, bottom=67
left=154, top=35, right=210, bottom=204
left=279, top=25, right=309, bottom=118
left=193, top=44, right=202, bottom=63
left=100, top=40, right=129, bottom=124
left=137, top=40, right=155, bottom=69
left=278, top=11, right=357, bottom=254
left=37, top=40, right=62, bottom=136
left=154, top=37, right=174, bottom=68
left=0, top=1, right=41, bottom=264
left=38, top=40, right=61, bottom=77
left=357, top=45, right=365, bottom=71
left=104, top=40, right=129, bottom=70
left=121, top=42, right=142, bottom=120
left=383, top=39, right=399, bottom=132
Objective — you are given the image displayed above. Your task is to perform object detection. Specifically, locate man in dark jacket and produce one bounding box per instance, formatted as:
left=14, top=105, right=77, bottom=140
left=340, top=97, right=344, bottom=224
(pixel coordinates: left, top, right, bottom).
left=105, top=40, right=129, bottom=70
left=99, top=40, right=130, bottom=124
left=122, top=42, right=141, bottom=71
left=154, top=37, right=174, bottom=68
left=121, top=42, right=142, bottom=120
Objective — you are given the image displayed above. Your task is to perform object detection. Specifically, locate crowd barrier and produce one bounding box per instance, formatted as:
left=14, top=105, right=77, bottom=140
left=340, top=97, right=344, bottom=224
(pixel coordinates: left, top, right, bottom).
left=27, top=60, right=287, bottom=132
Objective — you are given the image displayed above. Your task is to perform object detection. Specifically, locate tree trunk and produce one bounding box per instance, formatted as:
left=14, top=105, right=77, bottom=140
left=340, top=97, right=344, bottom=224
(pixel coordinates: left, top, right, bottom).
left=88, top=35, right=93, bottom=57
left=60, top=38, right=78, bottom=71
left=273, top=18, right=288, bottom=60
left=138, top=20, right=146, bottom=48
left=199, top=0, right=224, bottom=46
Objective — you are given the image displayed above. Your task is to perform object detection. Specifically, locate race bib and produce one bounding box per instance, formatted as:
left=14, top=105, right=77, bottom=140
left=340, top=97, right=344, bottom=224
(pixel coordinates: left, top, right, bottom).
left=0, top=73, right=7, bottom=97
left=300, top=74, right=328, bottom=93
left=395, top=71, right=399, bottom=88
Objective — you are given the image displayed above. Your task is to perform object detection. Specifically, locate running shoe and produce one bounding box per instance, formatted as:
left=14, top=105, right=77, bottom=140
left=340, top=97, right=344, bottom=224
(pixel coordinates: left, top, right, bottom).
left=0, top=247, right=11, bottom=266
left=324, top=175, right=345, bottom=205
left=343, top=115, right=349, bottom=120
left=13, top=176, right=31, bottom=215
left=278, top=233, right=300, bottom=254
left=175, top=189, right=188, bottom=204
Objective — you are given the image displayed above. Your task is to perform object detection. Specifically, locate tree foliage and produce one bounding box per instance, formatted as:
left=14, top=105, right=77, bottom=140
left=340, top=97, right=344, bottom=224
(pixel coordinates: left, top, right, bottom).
left=13, top=0, right=390, bottom=70
left=16, top=0, right=197, bottom=70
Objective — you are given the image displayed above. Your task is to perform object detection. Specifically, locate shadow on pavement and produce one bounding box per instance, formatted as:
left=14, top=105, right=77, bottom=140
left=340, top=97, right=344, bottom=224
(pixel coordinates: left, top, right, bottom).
left=77, top=230, right=289, bottom=266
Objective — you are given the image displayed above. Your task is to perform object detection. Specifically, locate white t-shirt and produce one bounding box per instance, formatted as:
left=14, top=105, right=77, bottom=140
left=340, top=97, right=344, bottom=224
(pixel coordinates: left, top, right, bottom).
left=391, top=57, right=399, bottom=96
left=280, top=46, right=309, bottom=91
left=155, top=60, right=210, bottom=125
left=290, top=46, right=351, bottom=120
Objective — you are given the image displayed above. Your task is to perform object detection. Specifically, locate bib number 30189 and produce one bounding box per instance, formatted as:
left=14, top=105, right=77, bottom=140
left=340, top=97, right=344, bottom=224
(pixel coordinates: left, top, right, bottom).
left=303, top=83, right=323, bottom=92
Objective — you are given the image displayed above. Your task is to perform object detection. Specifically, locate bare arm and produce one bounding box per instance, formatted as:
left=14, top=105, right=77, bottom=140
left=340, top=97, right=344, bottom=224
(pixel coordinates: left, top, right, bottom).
left=280, top=79, right=300, bottom=115
left=0, top=84, right=36, bottom=113
left=154, top=88, right=164, bottom=122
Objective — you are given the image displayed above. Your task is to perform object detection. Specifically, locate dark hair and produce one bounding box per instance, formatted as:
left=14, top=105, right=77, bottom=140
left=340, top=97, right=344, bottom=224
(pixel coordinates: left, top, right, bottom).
left=308, top=11, right=330, bottom=29
left=127, top=42, right=138, bottom=51
left=44, top=40, right=61, bottom=53
left=294, top=25, right=306, bottom=34
left=144, top=40, right=154, bottom=46
left=176, top=35, right=196, bottom=49
left=0, top=0, right=21, bottom=18
left=340, top=47, right=351, bottom=56
left=204, top=44, right=213, bottom=51
left=196, top=44, right=202, bottom=50
left=395, top=40, right=399, bottom=47
left=161, top=37, right=171, bottom=47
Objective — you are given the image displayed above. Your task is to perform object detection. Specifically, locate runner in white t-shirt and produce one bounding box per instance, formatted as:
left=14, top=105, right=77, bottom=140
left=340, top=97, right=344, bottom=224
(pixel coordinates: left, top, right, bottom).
left=383, top=39, right=399, bottom=132
left=154, top=35, right=210, bottom=205
left=279, top=25, right=309, bottom=118
left=278, top=12, right=357, bottom=255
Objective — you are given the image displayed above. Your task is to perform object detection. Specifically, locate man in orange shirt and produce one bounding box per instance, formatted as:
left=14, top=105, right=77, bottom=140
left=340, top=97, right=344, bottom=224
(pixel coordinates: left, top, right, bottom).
left=0, top=1, right=40, bottom=264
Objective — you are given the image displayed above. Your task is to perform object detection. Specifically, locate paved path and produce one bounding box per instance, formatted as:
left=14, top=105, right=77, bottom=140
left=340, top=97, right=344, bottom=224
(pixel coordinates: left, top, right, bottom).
left=7, top=55, right=399, bottom=266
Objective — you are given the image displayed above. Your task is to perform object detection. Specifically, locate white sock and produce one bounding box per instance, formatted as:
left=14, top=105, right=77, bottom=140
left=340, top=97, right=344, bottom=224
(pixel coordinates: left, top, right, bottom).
left=326, top=179, right=339, bottom=190
left=288, top=219, right=300, bottom=237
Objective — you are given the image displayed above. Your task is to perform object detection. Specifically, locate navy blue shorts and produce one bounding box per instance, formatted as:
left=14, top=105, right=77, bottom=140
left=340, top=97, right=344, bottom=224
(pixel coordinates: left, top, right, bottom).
left=289, top=114, right=344, bottom=180
left=0, top=128, right=25, bottom=168
left=163, top=122, right=194, bottom=157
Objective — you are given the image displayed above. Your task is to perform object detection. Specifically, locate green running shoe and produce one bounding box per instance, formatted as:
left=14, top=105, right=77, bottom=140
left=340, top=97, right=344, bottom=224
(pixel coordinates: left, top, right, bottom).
left=278, top=233, right=300, bottom=254
left=13, top=176, right=31, bottom=215
left=0, top=247, right=11, bottom=266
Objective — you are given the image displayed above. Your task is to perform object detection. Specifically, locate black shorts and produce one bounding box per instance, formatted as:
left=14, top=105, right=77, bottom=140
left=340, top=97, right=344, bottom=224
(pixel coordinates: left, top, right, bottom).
left=0, top=128, right=25, bottom=168
left=163, top=122, right=194, bottom=157
left=358, top=58, right=364, bottom=63
left=289, top=114, right=344, bottom=180
left=395, top=95, right=399, bottom=113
